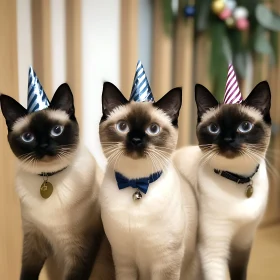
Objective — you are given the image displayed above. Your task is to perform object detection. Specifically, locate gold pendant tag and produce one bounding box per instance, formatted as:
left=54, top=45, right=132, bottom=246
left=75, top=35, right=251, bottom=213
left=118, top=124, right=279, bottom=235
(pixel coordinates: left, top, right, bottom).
left=40, top=181, right=53, bottom=199
left=246, top=184, right=253, bottom=198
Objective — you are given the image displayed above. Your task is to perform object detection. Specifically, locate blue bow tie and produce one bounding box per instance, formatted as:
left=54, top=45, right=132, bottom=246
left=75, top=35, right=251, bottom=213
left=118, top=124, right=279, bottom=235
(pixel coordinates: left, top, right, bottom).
left=115, top=171, right=162, bottom=194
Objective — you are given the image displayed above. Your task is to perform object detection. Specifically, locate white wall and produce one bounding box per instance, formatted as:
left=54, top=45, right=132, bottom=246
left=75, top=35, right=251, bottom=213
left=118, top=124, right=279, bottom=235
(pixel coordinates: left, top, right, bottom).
left=17, top=0, right=121, bottom=169
left=81, top=0, right=120, bottom=169
left=17, top=0, right=33, bottom=106
left=138, top=0, right=153, bottom=82
left=50, top=0, right=66, bottom=94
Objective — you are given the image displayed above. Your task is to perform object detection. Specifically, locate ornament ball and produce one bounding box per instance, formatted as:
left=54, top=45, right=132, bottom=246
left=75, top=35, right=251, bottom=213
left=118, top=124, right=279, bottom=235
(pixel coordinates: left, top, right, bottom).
left=236, top=18, right=249, bottom=30
left=219, top=7, right=231, bottom=20
left=212, top=0, right=226, bottom=15
left=225, top=0, right=237, bottom=11
left=184, top=5, right=195, bottom=17
left=225, top=17, right=235, bottom=28
left=233, top=6, right=249, bottom=20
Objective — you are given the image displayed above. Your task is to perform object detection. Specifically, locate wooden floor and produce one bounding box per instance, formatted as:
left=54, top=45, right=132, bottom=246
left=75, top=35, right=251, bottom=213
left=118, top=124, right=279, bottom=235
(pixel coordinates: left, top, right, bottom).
left=247, top=223, right=280, bottom=279
left=39, top=224, right=280, bottom=280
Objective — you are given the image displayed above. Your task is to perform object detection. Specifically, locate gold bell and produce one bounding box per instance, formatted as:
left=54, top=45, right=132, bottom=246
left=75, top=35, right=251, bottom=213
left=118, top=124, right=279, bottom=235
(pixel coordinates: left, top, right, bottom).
left=211, top=0, right=225, bottom=15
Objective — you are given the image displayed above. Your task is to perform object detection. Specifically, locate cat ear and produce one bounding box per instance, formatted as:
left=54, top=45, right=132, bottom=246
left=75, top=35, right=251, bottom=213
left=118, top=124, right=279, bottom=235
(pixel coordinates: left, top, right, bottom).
left=101, top=82, right=128, bottom=118
left=195, top=84, right=218, bottom=119
left=50, top=83, right=75, bottom=117
left=154, top=87, right=182, bottom=126
left=0, top=94, right=28, bottom=130
left=243, top=81, right=271, bottom=115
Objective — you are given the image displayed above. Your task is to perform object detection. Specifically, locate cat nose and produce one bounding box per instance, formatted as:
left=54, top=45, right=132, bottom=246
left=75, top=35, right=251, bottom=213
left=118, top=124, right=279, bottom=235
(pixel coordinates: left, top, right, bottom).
left=40, top=143, right=48, bottom=148
left=224, top=137, right=233, bottom=143
left=131, top=137, right=142, bottom=146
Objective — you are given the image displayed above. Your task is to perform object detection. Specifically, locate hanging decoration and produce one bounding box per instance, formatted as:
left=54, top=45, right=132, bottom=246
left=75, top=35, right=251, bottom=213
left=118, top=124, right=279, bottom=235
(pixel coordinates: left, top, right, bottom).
left=184, top=5, right=196, bottom=17
left=162, top=0, right=280, bottom=100
left=211, top=1, right=250, bottom=31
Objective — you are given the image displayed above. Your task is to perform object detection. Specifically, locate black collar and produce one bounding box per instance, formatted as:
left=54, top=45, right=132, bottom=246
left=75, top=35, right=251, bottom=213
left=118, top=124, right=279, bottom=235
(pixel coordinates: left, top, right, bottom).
left=38, top=166, right=68, bottom=177
left=214, top=165, right=259, bottom=184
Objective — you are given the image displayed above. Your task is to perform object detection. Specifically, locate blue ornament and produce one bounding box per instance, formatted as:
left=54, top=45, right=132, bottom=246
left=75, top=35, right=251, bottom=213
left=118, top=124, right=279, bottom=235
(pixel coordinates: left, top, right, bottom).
left=27, top=66, right=49, bottom=113
left=184, top=5, right=195, bottom=17
left=129, top=60, right=154, bottom=102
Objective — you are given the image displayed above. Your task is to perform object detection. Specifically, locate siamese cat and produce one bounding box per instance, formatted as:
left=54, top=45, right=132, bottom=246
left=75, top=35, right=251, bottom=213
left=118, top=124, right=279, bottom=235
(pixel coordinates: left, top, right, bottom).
left=173, top=81, right=271, bottom=280
left=0, top=84, right=114, bottom=280
left=99, top=82, right=199, bottom=280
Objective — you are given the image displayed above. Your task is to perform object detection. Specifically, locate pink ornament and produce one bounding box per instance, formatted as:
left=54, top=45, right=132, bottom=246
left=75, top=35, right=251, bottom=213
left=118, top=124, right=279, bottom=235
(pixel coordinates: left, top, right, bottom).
left=219, top=8, right=232, bottom=20
left=236, top=18, right=249, bottom=30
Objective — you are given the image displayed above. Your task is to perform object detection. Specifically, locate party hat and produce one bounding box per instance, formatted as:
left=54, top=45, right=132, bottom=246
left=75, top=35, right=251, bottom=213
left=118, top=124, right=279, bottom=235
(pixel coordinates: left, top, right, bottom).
left=224, top=64, right=242, bottom=104
left=27, top=66, right=50, bottom=113
left=129, top=60, right=154, bottom=102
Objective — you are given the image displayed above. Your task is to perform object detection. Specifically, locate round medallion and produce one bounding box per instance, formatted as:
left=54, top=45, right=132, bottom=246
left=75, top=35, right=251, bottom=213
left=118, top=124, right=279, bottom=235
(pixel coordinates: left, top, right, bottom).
left=40, top=181, right=53, bottom=199
left=246, top=185, right=253, bottom=198
left=132, top=190, right=142, bottom=201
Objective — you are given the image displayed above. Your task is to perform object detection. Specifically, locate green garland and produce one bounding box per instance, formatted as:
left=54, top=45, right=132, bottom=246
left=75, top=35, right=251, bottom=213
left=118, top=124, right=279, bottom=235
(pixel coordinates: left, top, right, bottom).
left=162, top=0, right=280, bottom=100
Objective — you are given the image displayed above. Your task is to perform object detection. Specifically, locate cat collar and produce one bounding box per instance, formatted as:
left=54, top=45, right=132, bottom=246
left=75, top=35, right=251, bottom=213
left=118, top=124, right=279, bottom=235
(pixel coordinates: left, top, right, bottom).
left=214, top=164, right=259, bottom=198
left=38, top=166, right=68, bottom=177
left=38, top=166, right=68, bottom=199
left=115, top=171, right=163, bottom=201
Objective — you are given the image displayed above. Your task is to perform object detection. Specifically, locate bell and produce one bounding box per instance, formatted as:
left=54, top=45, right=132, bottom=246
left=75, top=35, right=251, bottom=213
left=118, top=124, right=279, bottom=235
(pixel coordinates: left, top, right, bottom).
left=132, top=190, right=142, bottom=201
left=212, top=0, right=225, bottom=15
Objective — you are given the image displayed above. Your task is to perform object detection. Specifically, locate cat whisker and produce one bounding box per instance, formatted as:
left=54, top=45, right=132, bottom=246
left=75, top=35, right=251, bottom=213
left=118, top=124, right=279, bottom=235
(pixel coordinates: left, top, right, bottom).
left=243, top=148, right=279, bottom=180
left=150, top=152, right=169, bottom=173
left=146, top=148, right=171, bottom=158
left=146, top=150, right=164, bottom=173
left=103, top=146, right=122, bottom=153
left=145, top=151, right=161, bottom=176
left=198, top=144, right=214, bottom=147
left=100, top=142, right=121, bottom=145
left=200, top=149, right=219, bottom=167
left=151, top=145, right=174, bottom=151
left=113, top=151, right=124, bottom=171
left=106, top=148, right=124, bottom=168
left=104, top=146, right=124, bottom=159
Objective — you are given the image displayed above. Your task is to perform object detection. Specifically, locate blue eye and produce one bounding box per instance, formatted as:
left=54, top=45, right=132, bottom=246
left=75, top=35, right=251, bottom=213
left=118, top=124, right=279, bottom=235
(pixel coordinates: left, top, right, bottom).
left=116, top=121, right=129, bottom=134
left=207, top=123, right=220, bottom=134
left=238, top=121, right=253, bottom=133
left=51, top=125, right=64, bottom=137
left=146, top=123, right=160, bottom=136
left=21, top=132, right=34, bottom=143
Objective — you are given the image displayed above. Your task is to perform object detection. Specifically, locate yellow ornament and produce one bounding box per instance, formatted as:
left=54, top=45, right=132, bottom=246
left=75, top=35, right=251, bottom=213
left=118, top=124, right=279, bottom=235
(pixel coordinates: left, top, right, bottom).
left=212, top=0, right=225, bottom=15
left=225, top=17, right=235, bottom=28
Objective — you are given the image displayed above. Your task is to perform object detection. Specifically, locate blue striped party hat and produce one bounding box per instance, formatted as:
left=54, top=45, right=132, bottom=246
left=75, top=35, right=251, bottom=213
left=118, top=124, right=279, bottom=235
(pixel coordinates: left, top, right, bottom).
left=129, top=60, right=154, bottom=102
left=27, top=66, right=50, bottom=113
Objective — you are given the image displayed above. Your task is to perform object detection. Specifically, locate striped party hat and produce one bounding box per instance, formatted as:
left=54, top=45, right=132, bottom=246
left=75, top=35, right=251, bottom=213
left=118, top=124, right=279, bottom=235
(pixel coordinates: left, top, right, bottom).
left=224, top=64, right=242, bottom=104
left=27, top=66, right=50, bottom=113
left=129, top=60, right=154, bottom=102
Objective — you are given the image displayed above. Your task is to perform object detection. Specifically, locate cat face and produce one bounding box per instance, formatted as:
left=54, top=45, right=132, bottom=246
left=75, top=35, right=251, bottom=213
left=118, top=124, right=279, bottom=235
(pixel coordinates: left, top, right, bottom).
left=0, top=84, right=79, bottom=174
left=99, top=82, right=182, bottom=171
left=195, top=81, right=271, bottom=160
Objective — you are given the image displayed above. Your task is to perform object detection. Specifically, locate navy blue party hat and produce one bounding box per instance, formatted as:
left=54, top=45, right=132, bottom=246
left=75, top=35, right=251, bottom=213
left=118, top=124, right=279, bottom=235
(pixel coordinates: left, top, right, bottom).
left=129, top=60, right=154, bottom=102
left=27, top=66, right=50, bottom=113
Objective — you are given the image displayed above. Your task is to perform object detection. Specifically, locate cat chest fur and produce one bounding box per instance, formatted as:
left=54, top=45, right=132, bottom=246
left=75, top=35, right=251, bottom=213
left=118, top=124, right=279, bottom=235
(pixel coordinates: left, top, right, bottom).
left=198, top=162, right=269, bottom=225
left=100, top=167, right=191, bottom=258
left=15, top=148, right=99, bottom=245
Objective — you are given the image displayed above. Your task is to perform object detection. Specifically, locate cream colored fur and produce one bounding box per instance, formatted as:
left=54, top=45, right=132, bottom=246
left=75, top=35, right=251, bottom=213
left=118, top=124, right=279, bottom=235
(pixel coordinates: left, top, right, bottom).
left=16, top=144, right=114, bottom=279
left=173, top=145, right=269, bottom=280
left=99, top=138, right=199, bottom=280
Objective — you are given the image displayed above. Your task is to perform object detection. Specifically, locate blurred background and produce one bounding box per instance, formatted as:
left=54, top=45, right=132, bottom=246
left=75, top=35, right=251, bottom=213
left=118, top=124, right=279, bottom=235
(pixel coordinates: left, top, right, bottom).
left=0, top=0, right=280, bottom=279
